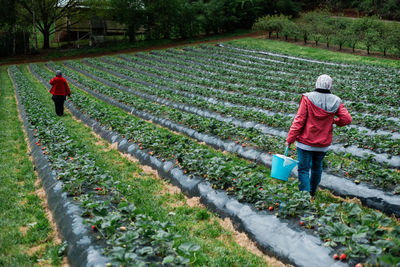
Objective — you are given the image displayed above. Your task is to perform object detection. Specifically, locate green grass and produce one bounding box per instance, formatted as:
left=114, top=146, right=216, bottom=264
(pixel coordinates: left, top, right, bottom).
left=0, top=67, right=64, bottom=266
left=22, top=64, right=271, bottom=266
left=227, top=37, right=400, bottom=68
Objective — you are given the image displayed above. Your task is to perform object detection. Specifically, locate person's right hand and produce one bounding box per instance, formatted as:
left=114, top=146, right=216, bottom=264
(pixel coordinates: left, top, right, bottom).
left=285, top=141, right=291, bottom=148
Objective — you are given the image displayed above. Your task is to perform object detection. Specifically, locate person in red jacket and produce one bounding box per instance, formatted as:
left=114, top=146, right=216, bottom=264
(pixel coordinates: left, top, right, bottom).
left=49, top=70, right=71, bottom=116
left=286, top=74, right=352, bottom=196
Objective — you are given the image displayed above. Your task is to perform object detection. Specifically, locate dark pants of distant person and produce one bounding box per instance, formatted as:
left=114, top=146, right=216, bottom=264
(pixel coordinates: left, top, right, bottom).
left=52, top=95, right=66, bottom=116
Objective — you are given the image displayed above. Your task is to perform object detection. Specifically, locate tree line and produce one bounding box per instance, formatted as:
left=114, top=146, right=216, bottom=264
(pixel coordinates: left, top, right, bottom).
left=306, top=0, right=400, bottom=21
left=253, top=12, right=400, bottom=56
left=0, top=0, right=305, bottom=55
left=1, top=0, right=400, bottom=56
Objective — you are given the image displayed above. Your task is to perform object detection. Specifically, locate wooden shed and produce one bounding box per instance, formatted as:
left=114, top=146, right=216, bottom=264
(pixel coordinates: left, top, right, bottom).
left=54, top=7, right=127, bottom=46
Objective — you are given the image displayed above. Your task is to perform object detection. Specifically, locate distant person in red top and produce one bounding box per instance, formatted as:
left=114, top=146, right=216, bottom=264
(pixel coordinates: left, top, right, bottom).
left=286, top=74, right=352, bottom=196
left=49, top=70, right=71, bottom=116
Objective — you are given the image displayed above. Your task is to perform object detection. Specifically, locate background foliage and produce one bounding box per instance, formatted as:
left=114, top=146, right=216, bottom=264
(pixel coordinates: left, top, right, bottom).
left=253, top=11, right=400, bottom=56
left=1, top=0, right=400, bottom=56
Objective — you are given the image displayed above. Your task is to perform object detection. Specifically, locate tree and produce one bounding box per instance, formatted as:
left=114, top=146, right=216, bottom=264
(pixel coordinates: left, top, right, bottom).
left=380, top=0, right=400, bottom=20
left=352, top=16, right=380, bottom=54
left=281, top=18, right=299, bottom=41
left=376, top=20, right=395, bottom=56
left=252, top=14, right=287, bottom=39
left=320, top=17, right=334, bottom=48
left=298, top=11, right=318, bottom=44
left=392, top=24, right=400, bottom=55
left=346, top=26, right=358, bottom=53
left=276, top=0, right=301, bottom=17
left=364, top=28, right=379, bottom=54
left=173, top=0, right=203, bottom=39
left=109, top=0, right=145, bottom=42
left=252, top=15, right=275, bottom=38
left=0, top=0, right=32, bottom=55
left=0, top=0, right=16, bottom=31
left=0, top=0, right=17, bottom=54
left=17, top=0, right=83, bottom=49
left=143, top=0, right=179, bottom=39
left=300, top=11, right=328, bottom=46
left=332, top=17, right=349, bottom=50
left=203, top=0, right=242, bottom=35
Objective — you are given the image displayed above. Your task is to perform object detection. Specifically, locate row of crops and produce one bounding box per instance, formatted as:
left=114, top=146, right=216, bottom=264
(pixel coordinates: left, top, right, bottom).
left=45, top=45, right=400, bottom=193
left=9, top=65, right=198, bottom=266
left=10, top=43, right=400, bottom=266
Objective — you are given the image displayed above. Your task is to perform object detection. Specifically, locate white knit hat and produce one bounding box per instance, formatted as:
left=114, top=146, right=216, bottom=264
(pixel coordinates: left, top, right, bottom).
left=315, top=74, right=332, bottom=90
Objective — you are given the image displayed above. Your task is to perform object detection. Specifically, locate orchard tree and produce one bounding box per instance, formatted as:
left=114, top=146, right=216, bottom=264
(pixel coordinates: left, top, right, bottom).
left=252, top=15, right=275, bottom=38
left=320, top=17, right=334, bottom=48
left=281, top=18, right=299, bottom=41
left=392, top=24, right=400, bottom=56
left=298, top=21, right=310, bottom=44
left=301, top=11, right=328, bottom=46
left=252, top=14, right=287, bottom=39
left=352, top=16, right=380, bottom=54
left=298, top=11, right=324, bottom=44
left=364, top=28, right=379, bottom=54
left=332, top=18, right=349, bottom=50
left=376, top=20, right=395, bottom=56
left=346, top=27, right=358, bottom=52
left=18, top=0, right=83, bottom=49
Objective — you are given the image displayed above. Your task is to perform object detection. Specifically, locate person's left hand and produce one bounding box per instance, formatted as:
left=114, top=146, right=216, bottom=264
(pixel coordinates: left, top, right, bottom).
left=285, top=141, right=291, bottom=148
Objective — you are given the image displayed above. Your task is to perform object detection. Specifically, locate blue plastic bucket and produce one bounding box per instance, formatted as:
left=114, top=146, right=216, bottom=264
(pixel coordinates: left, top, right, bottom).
left=271, top=147, right=298, bottom=181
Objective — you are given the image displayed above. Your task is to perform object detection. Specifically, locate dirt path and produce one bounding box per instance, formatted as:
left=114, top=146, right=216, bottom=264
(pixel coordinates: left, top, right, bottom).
left=0, top=32, right=261, bottom=66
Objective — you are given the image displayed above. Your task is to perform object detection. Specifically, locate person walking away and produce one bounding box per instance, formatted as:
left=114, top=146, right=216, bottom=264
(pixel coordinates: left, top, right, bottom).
left=49, top=70, right=71, bottom=116
left=285, top=74, right=352, bottom=196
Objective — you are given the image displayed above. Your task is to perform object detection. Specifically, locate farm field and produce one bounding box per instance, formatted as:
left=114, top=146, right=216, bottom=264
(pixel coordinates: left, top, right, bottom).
left=4, top=38, right=400, bottom=266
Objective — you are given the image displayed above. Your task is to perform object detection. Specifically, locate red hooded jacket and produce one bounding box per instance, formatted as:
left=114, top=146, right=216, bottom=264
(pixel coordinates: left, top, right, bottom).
left=49, top=76, right=71, bottom=96
left=287, top=93, right=352, bottom=147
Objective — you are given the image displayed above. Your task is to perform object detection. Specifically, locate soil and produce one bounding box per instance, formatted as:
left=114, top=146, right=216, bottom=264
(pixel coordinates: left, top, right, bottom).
left=218, top=218, right=293, bottom=267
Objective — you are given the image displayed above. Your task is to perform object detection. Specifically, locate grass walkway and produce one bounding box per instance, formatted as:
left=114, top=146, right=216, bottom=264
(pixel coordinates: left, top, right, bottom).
left=0, top=66, right=65, bottom=266
left=227, top=38, right=400, bottom=68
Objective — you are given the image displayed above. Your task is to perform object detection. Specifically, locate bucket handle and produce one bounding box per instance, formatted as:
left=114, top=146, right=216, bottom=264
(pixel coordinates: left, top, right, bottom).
left=284, top=146, right=289, bottom=157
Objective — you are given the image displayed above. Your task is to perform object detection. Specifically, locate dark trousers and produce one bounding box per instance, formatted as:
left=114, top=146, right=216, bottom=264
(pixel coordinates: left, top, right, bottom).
left=297, top=147, right=327, bottom=195
left=52, top=95, right=66, bottom=116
